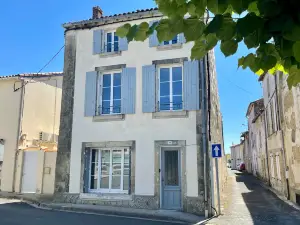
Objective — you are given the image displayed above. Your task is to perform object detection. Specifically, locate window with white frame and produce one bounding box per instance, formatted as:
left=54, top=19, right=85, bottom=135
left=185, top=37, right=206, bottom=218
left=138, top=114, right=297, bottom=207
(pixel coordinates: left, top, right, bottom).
left=276, top=154, right=281, bottom=180
left=89, top=148, right=130, bottom=193
left=163, top=35, right=178, bottom=45
left=100, top=72, right=121, bottom=115
left=270, top=154, right=275, bottom=178
left=158, top=65, right=183, bottom=111
left=105, top=32, right=119, bottom=53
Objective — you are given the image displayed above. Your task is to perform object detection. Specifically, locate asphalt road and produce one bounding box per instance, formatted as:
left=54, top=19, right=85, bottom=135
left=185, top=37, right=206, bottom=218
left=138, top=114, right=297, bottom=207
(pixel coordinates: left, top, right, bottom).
left=0, top=200, right=187, bottom=225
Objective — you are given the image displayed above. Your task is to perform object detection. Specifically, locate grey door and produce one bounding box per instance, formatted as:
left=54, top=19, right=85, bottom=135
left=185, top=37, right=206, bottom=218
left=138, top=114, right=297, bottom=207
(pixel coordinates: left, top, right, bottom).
left=161, top=148, right=181, bottom=210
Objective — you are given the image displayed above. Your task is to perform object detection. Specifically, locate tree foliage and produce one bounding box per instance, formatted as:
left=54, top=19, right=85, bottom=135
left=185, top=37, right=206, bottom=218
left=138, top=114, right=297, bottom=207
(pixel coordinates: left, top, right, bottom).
left=116, top=0, right=300, bottom=88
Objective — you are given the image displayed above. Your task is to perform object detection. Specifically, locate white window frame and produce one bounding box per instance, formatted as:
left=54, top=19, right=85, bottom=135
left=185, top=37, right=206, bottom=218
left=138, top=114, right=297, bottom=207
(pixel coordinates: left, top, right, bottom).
left=104, top=31, right=119, bottom=53
left=98, top=70, right=122, bottom=115
left=162, top=35, right=179, bottom=46
left=157, top=64, right=184, bottom=112
left=88, top=147, right=130, bottom=194
left=276, top=154, right=281, bottom=180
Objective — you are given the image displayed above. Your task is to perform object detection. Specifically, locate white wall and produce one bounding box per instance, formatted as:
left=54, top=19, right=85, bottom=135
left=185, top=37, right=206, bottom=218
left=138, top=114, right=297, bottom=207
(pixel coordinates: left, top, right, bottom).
left=69, top=18, right=199, bottom=197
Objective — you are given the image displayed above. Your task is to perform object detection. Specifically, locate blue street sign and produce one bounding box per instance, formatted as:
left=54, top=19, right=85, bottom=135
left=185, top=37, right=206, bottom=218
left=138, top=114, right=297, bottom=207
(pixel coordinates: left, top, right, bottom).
left=212, top=144, right=222, bottom=158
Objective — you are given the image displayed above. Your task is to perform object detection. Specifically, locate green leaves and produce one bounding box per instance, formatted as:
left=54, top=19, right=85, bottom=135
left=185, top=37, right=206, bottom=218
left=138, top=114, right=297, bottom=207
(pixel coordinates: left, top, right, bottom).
left=287, top=66, right=300, bottom=88
left=293, top=42, right=300, bottom=62
left=221, top=40, right=238, bottom=56
left=156, top=19, right=175, bottom=42
left=236, top=13, right=263, bottom=37
left=191, top=39, right=207, bottom=60
left=216, top=17, right=236, bottom=41
left=116, top=23, right=131, bottom=37
left=283, top=25, right=300, bottom=42
left=183, top=18, right=205, bottom=42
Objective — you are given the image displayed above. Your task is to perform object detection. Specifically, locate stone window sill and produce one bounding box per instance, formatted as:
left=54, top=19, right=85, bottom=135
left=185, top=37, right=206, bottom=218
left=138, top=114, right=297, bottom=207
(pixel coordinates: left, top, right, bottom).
left=157, top=44, right=183, bottom=51
left=93, top=114, right=125, bottom=122
left=152, top=110, right=188, bottom=119
left=80, top=193, right=132, bottom=200
left=99, top=51, right=122, bottom=58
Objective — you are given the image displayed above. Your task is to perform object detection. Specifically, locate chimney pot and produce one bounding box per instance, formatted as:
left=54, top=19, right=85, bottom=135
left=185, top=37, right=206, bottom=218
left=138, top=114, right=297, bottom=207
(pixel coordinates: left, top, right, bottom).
left=93, top=6, right=103, bottom=19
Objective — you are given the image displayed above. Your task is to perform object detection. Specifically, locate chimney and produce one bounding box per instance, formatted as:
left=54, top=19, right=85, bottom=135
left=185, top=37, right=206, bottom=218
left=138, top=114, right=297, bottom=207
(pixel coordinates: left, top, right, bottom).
left=93, top=6, right=103, bottom=19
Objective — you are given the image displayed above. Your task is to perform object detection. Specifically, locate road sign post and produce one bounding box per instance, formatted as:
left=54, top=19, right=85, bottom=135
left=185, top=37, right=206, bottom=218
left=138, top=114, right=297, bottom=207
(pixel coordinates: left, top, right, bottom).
left=212, top=144, right=222, bottom=215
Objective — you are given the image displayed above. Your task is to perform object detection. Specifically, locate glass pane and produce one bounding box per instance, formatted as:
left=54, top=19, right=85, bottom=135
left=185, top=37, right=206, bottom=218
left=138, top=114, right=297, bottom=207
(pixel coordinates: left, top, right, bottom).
left=90, top=150, right=99, bottom=189
left=103, top=74, right=111, bottom=87
left=113, top=100, right=121, bottom=114
left=160, top=68, right=170, bottom=82
left=164, top=151, right=179, bottom=186
left=173, top=96, right=183, bottom=110
left=173, top=81, right=182, bottom=95
left=172, top=67, right=182, bottom=81
left=172, top=35, right=178, bottom=44
left=114, top=33, right=119, bottom=41
left=160, top=96, right=170, bottom=111
left=102, top=100, right=111, bottom=114
left=100, top=150, right=110, bottom=189
left=160, top=82, right=170, bottom=96
left=107, top=33, right=112, bottom=42
left=114, top=42, right=119, bottom=52
left=102, top=87, right=111, bottom=100
left=113, top=87, right=121, bottom=99
left=112, top=150, right=122, bottom=189
left=123, top=149, right=130, bottom=191
left=164, top=41, right=169, bottom=45
left=113, top=73, right=121, bottom=86
left=107, top=43, right=112, bottom=52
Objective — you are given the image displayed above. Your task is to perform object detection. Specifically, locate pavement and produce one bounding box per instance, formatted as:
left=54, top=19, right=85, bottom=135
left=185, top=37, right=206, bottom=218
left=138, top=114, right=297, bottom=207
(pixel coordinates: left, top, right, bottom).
left=205, top=170, right=300, bottom=225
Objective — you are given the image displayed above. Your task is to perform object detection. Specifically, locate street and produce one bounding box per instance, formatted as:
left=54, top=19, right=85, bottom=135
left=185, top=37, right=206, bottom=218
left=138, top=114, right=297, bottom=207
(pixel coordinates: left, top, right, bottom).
left=207, top=170, right=300, bottom=225
left=0, top=200, right=186, bottom=225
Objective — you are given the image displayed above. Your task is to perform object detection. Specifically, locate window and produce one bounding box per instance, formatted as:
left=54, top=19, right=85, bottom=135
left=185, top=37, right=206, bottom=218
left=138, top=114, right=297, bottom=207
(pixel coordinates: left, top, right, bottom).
left=276, top=154, right=281, bottom=180
left=158, top=65, right=183, bottom=111
left=270, top=102, right=275, bottom=134
left=163, top=35, right=178, bottom=46
left=270, top=154, right=275, bottom=178
left=100, top=72, right=121, bottom=115
left=105, top=32, right=119, bottom=52
left=89, top=148, right=130, bottom=193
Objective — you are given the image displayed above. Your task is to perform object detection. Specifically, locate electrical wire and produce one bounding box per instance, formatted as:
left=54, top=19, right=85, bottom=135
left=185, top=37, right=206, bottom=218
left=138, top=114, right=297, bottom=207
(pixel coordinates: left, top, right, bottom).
left=14, top=45, right=65, bottom=92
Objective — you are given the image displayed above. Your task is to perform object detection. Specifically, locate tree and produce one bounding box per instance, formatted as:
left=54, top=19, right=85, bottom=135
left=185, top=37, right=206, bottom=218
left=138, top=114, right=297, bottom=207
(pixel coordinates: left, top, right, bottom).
left=116, top=0, right=300, bottom=88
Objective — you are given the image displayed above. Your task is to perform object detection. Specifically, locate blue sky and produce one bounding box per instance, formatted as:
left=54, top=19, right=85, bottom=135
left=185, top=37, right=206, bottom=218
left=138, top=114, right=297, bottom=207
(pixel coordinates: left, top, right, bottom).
left=0, top=0, right=262, bottom=153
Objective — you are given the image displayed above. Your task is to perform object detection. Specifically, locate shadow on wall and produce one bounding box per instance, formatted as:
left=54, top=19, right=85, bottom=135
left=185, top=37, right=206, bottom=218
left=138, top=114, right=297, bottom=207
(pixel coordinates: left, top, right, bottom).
left=235, top=171, right=300, bottom=224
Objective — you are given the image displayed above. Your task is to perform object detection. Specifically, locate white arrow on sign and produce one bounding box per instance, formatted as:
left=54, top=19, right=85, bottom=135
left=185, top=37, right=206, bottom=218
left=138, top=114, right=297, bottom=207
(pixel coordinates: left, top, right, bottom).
left=214, top=145, right=220, bottom=157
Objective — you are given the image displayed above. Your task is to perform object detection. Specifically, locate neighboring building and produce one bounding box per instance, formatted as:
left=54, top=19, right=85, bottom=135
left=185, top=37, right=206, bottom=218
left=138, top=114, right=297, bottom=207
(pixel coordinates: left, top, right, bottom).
left=241, top=131, right=251, bottom=172
left=0, top=72, right=62, bottom=193
left=55, top=6, right=225, bottom=215
left=230, top=142, right=244, bottom=170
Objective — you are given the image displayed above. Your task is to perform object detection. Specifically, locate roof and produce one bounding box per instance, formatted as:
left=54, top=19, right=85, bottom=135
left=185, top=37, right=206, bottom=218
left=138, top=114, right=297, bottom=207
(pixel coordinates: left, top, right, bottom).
left=246, top=98, right=264, bottom=117
left=0, top=72, right=63, bottom=80
left=63, top=8, right=162, bottom=31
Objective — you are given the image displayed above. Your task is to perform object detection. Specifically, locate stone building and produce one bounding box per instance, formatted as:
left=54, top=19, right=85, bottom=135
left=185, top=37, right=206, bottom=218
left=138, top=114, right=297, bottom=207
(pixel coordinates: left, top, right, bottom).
left=230, top=142, right=244, bottom=170
left=54, top=6, right=226, bottom=215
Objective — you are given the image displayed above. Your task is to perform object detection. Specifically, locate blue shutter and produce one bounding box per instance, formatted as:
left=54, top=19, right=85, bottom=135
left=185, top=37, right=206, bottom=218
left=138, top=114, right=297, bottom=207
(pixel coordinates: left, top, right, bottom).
left=93, top=29, right=103, bottom=54
left=83, top=148, right=90, bottom=193
left=84, top=71, right=98, bottom=117
left=142, top=65, right=156, bottom=113
left=183, top=60, right=200, bottom=111
left=121, top=68, right=136, bottom=114
left=119, top=37, right=128, bottom=51
left=149, top=21, right=159, bottom=47
left=178, top=33, right=186, bottom=44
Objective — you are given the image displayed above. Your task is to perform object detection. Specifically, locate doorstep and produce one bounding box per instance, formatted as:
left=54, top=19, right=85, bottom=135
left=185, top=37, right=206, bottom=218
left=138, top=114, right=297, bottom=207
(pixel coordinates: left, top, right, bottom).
left=33, top=202, right=205, bottom=224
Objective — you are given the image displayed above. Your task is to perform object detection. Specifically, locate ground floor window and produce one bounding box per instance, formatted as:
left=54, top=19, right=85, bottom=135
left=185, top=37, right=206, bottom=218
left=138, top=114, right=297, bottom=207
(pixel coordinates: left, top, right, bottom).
left=89, top=148, right=130, bottom=193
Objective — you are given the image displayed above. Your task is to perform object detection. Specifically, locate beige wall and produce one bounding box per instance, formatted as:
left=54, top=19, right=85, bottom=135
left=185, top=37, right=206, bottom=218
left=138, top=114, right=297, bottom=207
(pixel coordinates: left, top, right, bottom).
left=14, top=150, right=57, bottom=194
left=22, top=76, right=62, bottom=144
left=0, top=79, right=22, bottom=191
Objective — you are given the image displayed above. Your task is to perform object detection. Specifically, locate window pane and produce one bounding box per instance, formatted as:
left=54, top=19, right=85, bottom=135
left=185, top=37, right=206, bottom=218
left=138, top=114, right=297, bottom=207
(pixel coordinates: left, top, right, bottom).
left=113, top=100, right=121, bottom=114
left=102, top=101, right=111, bottom=114
left=172, top=36, right=178, bottom=44
left=160, top=82, right=170, bottom=96
left=107, top=33, right=112, bottom=42
left=113, top=87, right=121, bottom=99
left=164, top=41, right=169, bottom=45
left=160, top=96, right=170, bottom=111
left=114, top=33, right=119, bottom=41
left=100, top=150, right=110, bottom=189
left=107, top=43, right=112, bottom=52
left=90, top=150, right=99, bottom=190
left=160, top=68, right=170, bottom=82
left=112, top=150, right=122, bottom=189
left=123, top=149, right=130, bottom=191
left=103, top=74, right=111, bottom=87
left=164, top=151, right=179, bottom=186
left=173, top=81, right=182, bottom=95
left=113, top=73, right=121, bottom=86
left=172, top=67, right=182, bottom=81
left=102, top=87, right=111, bottom=100
left=173, top=96, right=183, bottom=110
left=114, top=42, right=119, bottom=52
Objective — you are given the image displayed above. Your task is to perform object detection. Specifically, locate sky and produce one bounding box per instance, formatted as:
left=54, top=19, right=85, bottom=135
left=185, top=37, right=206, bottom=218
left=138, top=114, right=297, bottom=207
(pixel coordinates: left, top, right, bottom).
left=0, top=0, right=263, bottom=153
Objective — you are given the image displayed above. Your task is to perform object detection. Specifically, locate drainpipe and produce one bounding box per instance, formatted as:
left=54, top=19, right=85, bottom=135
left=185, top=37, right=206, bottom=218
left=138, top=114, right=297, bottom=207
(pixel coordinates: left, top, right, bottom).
left=201, top=55, right=210, bottom=217
left=263, top=112, right=271, bottom=186
left=274, top=72, right=290, bottom=200
left=12, top=79, right=25, bottom=192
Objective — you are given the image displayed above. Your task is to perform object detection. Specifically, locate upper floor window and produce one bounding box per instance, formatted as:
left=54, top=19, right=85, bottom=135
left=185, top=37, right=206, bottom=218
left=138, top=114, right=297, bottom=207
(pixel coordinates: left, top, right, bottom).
left=100, top=71, right=122, bottom=115
left=106, top=32, right=119, bottom=52
left=158, top=65, right=183, bottom=111
left=163, top=36, right=178, bottom=46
